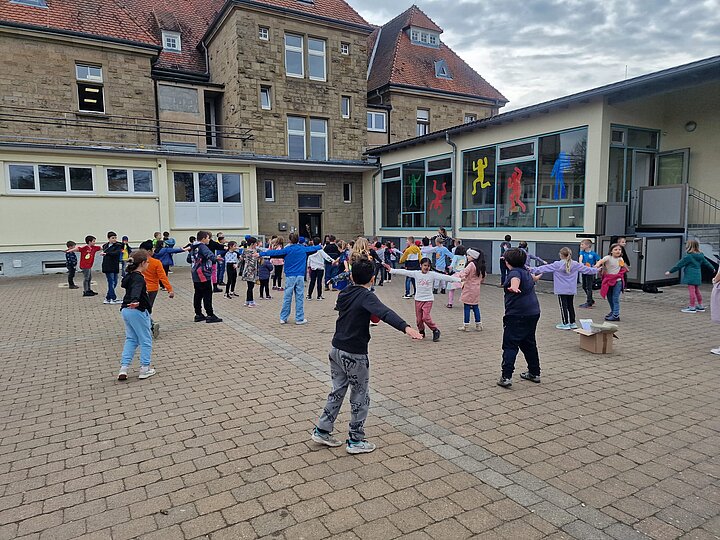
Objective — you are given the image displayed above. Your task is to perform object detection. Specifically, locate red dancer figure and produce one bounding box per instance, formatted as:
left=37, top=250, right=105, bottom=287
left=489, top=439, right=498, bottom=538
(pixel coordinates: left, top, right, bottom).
left=429, top=179, right=447, bottom=214
left=508, top=167, right=526, bottom=213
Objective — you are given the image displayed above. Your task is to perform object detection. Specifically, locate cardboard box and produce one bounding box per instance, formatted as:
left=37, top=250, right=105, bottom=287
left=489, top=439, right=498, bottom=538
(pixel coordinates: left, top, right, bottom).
left=574, top=329, right=615, bottom=354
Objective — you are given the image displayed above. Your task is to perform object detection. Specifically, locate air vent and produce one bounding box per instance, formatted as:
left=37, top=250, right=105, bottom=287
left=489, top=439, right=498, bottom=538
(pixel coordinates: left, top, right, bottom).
left=43, top=261, right=68, bottom=274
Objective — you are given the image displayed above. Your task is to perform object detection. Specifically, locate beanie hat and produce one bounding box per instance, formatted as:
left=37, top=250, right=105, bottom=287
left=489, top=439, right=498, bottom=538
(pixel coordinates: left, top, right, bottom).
left=466, top=249, right=480, bottom=260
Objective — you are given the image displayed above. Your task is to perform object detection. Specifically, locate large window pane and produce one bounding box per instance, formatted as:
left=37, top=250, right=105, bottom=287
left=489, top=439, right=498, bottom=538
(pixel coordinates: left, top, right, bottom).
left=536, top=207, right=559, bottom=228
left=425, top=172, right=452, bottom=228
left=627, top=128, right=658, bottom=150
left=538, top=129, right=587, bottom=205
left=308, top=38, right=326, bottom=80
left=298, top=194, right=321, bottom=208
left=309, top=119, right=327, bottom=160
left=199, top=173, right=218, bottom=202
left=174, top=172, right=194, bottom=202
left=608, top=147, right=626, bottom=203
left=402, top=161, right=425, bottom=213
left=382, top=181, right=401, bottom=228
left=9, top=164, right=35, bottom=190
left=133, top=170, right=153, bottom=192
left=560, top=206, right=583, bottom=228
left=463, top=148, right=495, bottom=208
left=285, top=34, right=304, bottom=77
left=107, top=169, right=128, bottom=192
left=222, top=173, right=241, bottom=203
left=289, top=134, right=305, bottom=158
left=69, top=167, right=93, bottom=191
left=38, top=165, right=66, bottom=191
left=499, top=141, right=534, bottom=161
left=496, top=161, right=536, bottom=228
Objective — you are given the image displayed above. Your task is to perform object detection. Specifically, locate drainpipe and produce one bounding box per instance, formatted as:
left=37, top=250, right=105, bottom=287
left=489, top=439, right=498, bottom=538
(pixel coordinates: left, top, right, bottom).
left=445, top=132, right=458, bottom=239
left=371, top=160, right=382, bottom=238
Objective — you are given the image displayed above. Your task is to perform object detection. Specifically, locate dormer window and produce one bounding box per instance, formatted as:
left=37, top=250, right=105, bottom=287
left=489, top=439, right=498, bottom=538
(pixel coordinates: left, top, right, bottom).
left=409, top=27, right=440, bottom=48
left=435, top=60, right=452, bottom=79
left=162, top=31, right=181, bottom=52
left=10, top=0, right=46, bottom=6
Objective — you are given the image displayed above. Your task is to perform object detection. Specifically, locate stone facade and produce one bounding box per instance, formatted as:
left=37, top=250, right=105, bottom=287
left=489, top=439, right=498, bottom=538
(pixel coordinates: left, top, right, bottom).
left=207, top=6, right=369, bottom=159
left=256, top=168, right=364, bottom=241
left=0, top=33, right=157, bottom=146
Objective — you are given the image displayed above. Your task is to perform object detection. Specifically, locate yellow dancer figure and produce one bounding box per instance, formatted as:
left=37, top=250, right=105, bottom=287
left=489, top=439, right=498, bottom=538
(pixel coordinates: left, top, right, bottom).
left=472, top=157, right=490, bottom=194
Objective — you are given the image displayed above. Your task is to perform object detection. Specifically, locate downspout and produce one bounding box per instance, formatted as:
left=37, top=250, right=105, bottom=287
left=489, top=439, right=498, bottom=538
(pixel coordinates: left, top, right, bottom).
left=445, top=132, right=458, bottom=239
left=371, top=160, right=382, bottom=238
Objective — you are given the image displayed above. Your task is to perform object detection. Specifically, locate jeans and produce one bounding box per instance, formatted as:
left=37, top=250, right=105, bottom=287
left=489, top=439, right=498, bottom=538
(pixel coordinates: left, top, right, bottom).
left=120, top=260, right=126, bottom=277
left=82, top=269, right=92, bottom=293
left=405, top=277, right=416, bottom=296
left=193, top=281, right=215, bottom=317
left=217, top=259, right=226, bottom=283
left=67, top=265, right=76, bottom=287
left=120, top=308, right=152, bottom=368
left=607, top=281, right=622, bottom=317
left=308, top=268, right=324, bottom=298
left=464, top=303, right=481, bottom=324
left=501, top=314, right=541, bottom=379
left=105, top=272, right=118, bottom=301
left=281, top=275, right=305, bottom=322
left=581, top=274, right=595, bottom=304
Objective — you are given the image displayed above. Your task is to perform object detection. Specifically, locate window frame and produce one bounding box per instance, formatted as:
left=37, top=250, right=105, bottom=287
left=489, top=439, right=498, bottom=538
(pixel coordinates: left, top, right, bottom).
left=464, top=113, right=477, bottom=124
left=260, top=86, right=272, bottom=110
left=264, top=179, right=275, bottom=202
left=75, top=63, right=105, bottom=113
left=341, top=95, right=351, bottom=119
left=307, top=37, right=327, bottom=81
left=309, top=118, right=328, bottom=161
left=287, top=116, right=307, bottom=159
left=284, top=33, right=305, bottom=78
left=161, top=31, right=182, bottom=52
left=367, top=111, right=387, bottom=133
left=105, top=167, right=156, bottom=196
left=6, top=163, right=95, bottom=195
left=416, top=108, right=430, bottom=137
left=342, top=182, right=352, bottom=203
left=340, top=42, right=350, bottom=55
left=173, top=171, right=245, bottom=228
left=258, top=26, right=269, bottom=41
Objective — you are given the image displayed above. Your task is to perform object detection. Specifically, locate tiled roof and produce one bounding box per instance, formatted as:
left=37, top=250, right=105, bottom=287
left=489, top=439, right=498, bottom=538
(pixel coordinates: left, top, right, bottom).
left=404, top=4, right=441, bottom=33
left=249, top=0, right=369, bottom=27
left=367, top=5, right=507, bottom=103
left=0, top=0, right=159, bottom=47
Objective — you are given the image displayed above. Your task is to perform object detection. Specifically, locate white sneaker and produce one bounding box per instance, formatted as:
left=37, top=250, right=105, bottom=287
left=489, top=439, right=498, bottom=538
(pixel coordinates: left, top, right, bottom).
left=138, top=368, right=156, bottom=379
left=280, top=319, right=287, bottom=325
left=296, top=319, right=308, bottom=325
left=457, top=324, right=469, bottom=332
left=311, top=429, right=343, bottom=447
left=711, top=348, right=720, bottom=356
left=151, top=323, right=160, bottom=339
left=111, top=299, right=123, bottom=304
left=117, top=367, right=128, bottom=381
left=103, top=299, right=112, bottom=304
left=346, top=439, right=376, bottom=454
left=475, top=322, right=483, bottom=331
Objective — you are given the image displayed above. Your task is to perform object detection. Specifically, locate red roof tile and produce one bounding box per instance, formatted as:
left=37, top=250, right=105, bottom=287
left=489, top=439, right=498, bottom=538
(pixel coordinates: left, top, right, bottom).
left=367, top=5, right=507, bottom=103
left=249, top=0, right=369, bottom=27
left=0, top=0, right=159, bottom=47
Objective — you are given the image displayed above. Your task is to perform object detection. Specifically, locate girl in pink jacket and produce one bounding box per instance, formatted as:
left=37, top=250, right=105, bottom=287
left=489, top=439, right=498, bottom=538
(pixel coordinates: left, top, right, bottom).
left=457, top=249, right=486, bottom=331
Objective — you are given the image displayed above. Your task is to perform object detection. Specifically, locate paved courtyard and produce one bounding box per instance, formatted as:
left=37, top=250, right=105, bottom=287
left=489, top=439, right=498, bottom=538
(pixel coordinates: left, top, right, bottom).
left=1, top=269, right=719, bottom=540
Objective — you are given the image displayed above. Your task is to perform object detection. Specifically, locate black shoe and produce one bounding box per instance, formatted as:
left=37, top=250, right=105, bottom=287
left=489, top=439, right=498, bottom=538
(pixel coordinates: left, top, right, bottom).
left=217, top=282, right=226, bottom=286
left=206, top=315, right=223, bottom=323
left=433, top=289, right=438, bottom=294
left=440, top=290, right=446, bottom=294
left=225, top=295, right=232, bottom=299
left=69, top=285, right=79, bottom=289
left=432, top=329, right=441, bottom=342
left=420, top=330, right=425, bottom=338
left=213, top=288, right=223, bottom=293
left=194, top=314, right=207, bottom=322
left=520, top=372, right=541, bottom=383
left=89, top=291, right=98, bottom=296
left=82, top=291, right=94, bottom=297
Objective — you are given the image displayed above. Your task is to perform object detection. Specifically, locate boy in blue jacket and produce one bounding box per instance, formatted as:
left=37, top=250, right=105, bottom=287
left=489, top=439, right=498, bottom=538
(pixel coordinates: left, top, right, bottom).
left=190, top=231, right=222, bottom=323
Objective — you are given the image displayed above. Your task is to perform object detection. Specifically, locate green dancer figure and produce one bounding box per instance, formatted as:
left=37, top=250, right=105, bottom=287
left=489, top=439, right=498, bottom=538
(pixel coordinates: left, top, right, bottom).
left=409, top=174, right=422, bottom=207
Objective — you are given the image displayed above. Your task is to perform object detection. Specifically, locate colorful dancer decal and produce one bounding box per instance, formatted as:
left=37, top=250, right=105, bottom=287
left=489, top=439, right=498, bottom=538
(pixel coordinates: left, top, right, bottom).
left=508, top=167, right=526, bottom=213
left=409, top=174, right=422, bottom=207
left=551, top=151, right=570, bottom=200
left=472, top=157, right=490, bottom=194
left=429, top=179, right=447, bottom=214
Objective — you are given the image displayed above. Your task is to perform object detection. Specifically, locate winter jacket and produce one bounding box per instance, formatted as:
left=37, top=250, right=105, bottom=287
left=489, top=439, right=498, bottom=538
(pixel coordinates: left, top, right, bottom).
left=154, top=247, right=184, bottom=267
left=190, top=242, right=216, bottom=283
left=669, top=253, right=714, bottom=285
left=457, top=261, right=484, bottom=305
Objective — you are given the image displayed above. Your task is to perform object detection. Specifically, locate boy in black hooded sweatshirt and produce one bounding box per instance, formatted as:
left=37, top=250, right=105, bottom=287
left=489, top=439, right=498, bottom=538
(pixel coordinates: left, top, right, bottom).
left=311, top=258, right=422, bottom=454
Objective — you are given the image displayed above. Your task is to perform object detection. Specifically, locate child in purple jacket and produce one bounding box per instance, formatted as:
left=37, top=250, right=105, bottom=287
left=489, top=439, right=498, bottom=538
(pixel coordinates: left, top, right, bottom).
left=258, top=257, right=275, bottom=299
left=531, top=247, right=599, bottom=330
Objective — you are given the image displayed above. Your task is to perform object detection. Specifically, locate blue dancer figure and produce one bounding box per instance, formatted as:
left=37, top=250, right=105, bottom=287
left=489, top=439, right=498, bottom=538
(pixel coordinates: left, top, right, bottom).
left=551, top=151, right=570, bottom=200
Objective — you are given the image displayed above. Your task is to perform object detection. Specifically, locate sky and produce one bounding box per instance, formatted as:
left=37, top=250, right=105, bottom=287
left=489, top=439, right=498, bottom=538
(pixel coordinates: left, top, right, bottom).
left=349, top=0, right=720, bottom=110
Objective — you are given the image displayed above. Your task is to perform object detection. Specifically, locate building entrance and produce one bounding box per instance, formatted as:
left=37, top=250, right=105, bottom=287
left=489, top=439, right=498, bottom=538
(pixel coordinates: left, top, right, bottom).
left=299, top=212, right=322, bottom=240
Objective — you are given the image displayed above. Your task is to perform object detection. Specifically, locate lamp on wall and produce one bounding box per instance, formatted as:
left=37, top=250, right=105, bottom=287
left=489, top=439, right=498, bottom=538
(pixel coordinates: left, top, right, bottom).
left=684, top=121, right=697, bottom=133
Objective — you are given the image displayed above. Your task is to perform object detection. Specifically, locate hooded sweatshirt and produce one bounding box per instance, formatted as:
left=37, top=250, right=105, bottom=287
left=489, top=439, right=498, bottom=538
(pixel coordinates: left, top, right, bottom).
left=261, top=243, right=321, bottom=277
left=332, top=285, right=409, bottom=354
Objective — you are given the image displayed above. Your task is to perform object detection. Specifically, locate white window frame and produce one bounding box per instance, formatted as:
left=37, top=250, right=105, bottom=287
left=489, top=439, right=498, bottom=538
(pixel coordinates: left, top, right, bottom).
left=340, top=42, right=350, bottom=55
left=287, top=116, right=307, bottom=159
left=343, top=182, right=352, bottom=203
left=6, top=163, right=95, bottom=195
left=285, top=34, right=305, bottom=78
left=497, top=138, right=537, bottom=164
left=417, top=109, right=430, bottom=136
left=341, top=96, right=351, bottom=119
left=105, top=168, right=156, bottom=195
left=260, top=86, right=272, bottom=110
left=464, top=114, right=477, bottom=124
left=75, top=63, right=105, bottom=113
left=309, top=118, right=328, bottom=161
left=162, top=31, right=181, bottom=52
left=264, top=179, right=275, bottom=202
left=307, top=37, right=327, bottom=81
left=367, top=111, right=387, bottom=132
left=173, top=171, right=244, bottom=228
left=258, top=26, right=269, bottom=41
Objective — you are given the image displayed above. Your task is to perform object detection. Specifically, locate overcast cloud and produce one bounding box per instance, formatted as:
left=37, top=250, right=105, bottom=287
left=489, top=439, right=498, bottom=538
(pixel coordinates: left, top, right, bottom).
left=350, top=0, right=720, bottom=110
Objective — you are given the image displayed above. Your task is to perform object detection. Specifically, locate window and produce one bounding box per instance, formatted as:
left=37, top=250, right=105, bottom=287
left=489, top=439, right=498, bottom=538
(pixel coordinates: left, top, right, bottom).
left=416, top=109, right=430, bottom=136
left=309, top=118, right=327, bottom=160
left=204, top=95, right=220, bottom=148
left=464, top=114, right=477, bottom=124
left=264, top=179, right=275, bottom=202
left=340, top=42, right=350, bottom=55
left=76, top=64, right=104, bottom=113
left=106, top=168, right=154, bottom=194
left=11, top=0, right=46, bottom=6
left=8, top=163, right=94, bottom=193
left=410, top=28, right=440, bottom=47
left=287, top=116, right=306, bottom=159
left=260, top=86, right=272, bottom=110
left=341, top=96, right=351, bottom=119
left=498, top=141, right=535, bottom=161
left=298, top=194, right=322, bottom=208
left=285, top=34, right=304, bottom=77
left=343, top=183, right=352, bottom=203
left=173, top=171, right=244, bottom=228
left=367, top=111, right=387, bottom=132
left=259, top=26, right=269, bottom=40
left=435, top=60, right=451, bottom=79
left=162, top=31, right=181, bottom=52
left=308, top=38, right=326, bottom=81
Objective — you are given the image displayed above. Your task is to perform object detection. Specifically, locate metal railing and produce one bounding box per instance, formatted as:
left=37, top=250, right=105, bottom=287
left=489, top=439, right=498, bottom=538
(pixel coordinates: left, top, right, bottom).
left=688, top=187, right=720, bottom=228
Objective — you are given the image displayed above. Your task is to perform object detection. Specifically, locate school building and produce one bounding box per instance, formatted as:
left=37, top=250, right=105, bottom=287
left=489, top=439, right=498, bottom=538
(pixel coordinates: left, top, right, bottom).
left=363, top=55, right=720, bottom=278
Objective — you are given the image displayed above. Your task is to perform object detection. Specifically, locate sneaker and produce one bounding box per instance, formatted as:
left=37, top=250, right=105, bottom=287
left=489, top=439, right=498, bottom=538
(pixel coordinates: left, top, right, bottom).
left=194, top=314, right=207, bottom=322
left=247, top=302, right=257, bottom=308
left=280, top=319, right=287, bottom=325
left=151, top=323, right=160, bottom=339
left=306, top=295, right=312, bottom=301
left=555, top=323, right=572, bottom=330
left=89, top=291, right=99, bottom=296
left=696, top=305, right=706, bottom=312
left=440, top=290, right=446, bottom=294
left=604, top=314, right=620, bottom=321
left=266, top=296, right=273, bottom=300
left=296, top=319, right=308, bottom=325
left=446, top=304, right=453, bottom=308
left=457, top=324, right=469, bottom=332
left=432, top=328, right=441, bottom=342
left=346, top=439, right=376, bottom=454
left=311, top=428, right=343, bottom=447
left=103, top=299, right=113, bottom=304
left=711, top=348, right=720, bottom=356
left=681, top=306, right=697, bottom=313
left=213, top=288, right=223, bottom=293
left=433, top=289, right=438, bottom=294
left=83, top=291, right=94, bottom=297
left=217, top=282, right=226, bottom=286
left=475, top=322, right=483, bottom=331
left=111, top=299, right=123, bottom=304
left=69, top=285, right=80, bottom=289
left=206, top=315, right=223, bottom=323
left=569, top=323, right=578, bottom=330
left=117, top=367, right=128, bottom=381
left=370, top=322, right=379, bottom=327
left=317, top=296, right=324, bottom=301
left=402, top=294, right=413, bottom=299
left=138, top=367, right=156, bottom=380
left=579, top=302, right=590, bottom=308
left=497, top=377, right=512, bottom=388
left=419, top=330, right=425, bottom=339
left=520, top=372, right=541, bottom=383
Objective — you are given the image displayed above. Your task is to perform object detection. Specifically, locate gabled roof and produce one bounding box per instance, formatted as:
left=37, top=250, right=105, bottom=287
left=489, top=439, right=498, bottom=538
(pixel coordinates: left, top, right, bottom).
left=0, top=0, right=159, bottom=48
left=248, top=0, right=369, bottom=27
left=367, top=5, right=507, bottom=104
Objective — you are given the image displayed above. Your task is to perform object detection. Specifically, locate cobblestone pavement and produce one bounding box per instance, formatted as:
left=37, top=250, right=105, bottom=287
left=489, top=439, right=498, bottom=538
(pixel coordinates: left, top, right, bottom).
left=1, top=269, right=719, bottom=540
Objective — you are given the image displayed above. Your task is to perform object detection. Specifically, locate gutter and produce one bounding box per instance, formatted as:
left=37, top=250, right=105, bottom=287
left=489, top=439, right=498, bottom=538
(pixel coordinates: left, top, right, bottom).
left=445, top=133, right=458, bottom=239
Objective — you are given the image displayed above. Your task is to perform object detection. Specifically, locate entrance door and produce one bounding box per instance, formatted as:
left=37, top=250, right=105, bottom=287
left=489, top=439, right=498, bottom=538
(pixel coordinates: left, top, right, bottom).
left=629, top=151, right=655, bottom=227
left=655, top=149, right=689, bottom=186
left=299, top=212, right=322, bottom=240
